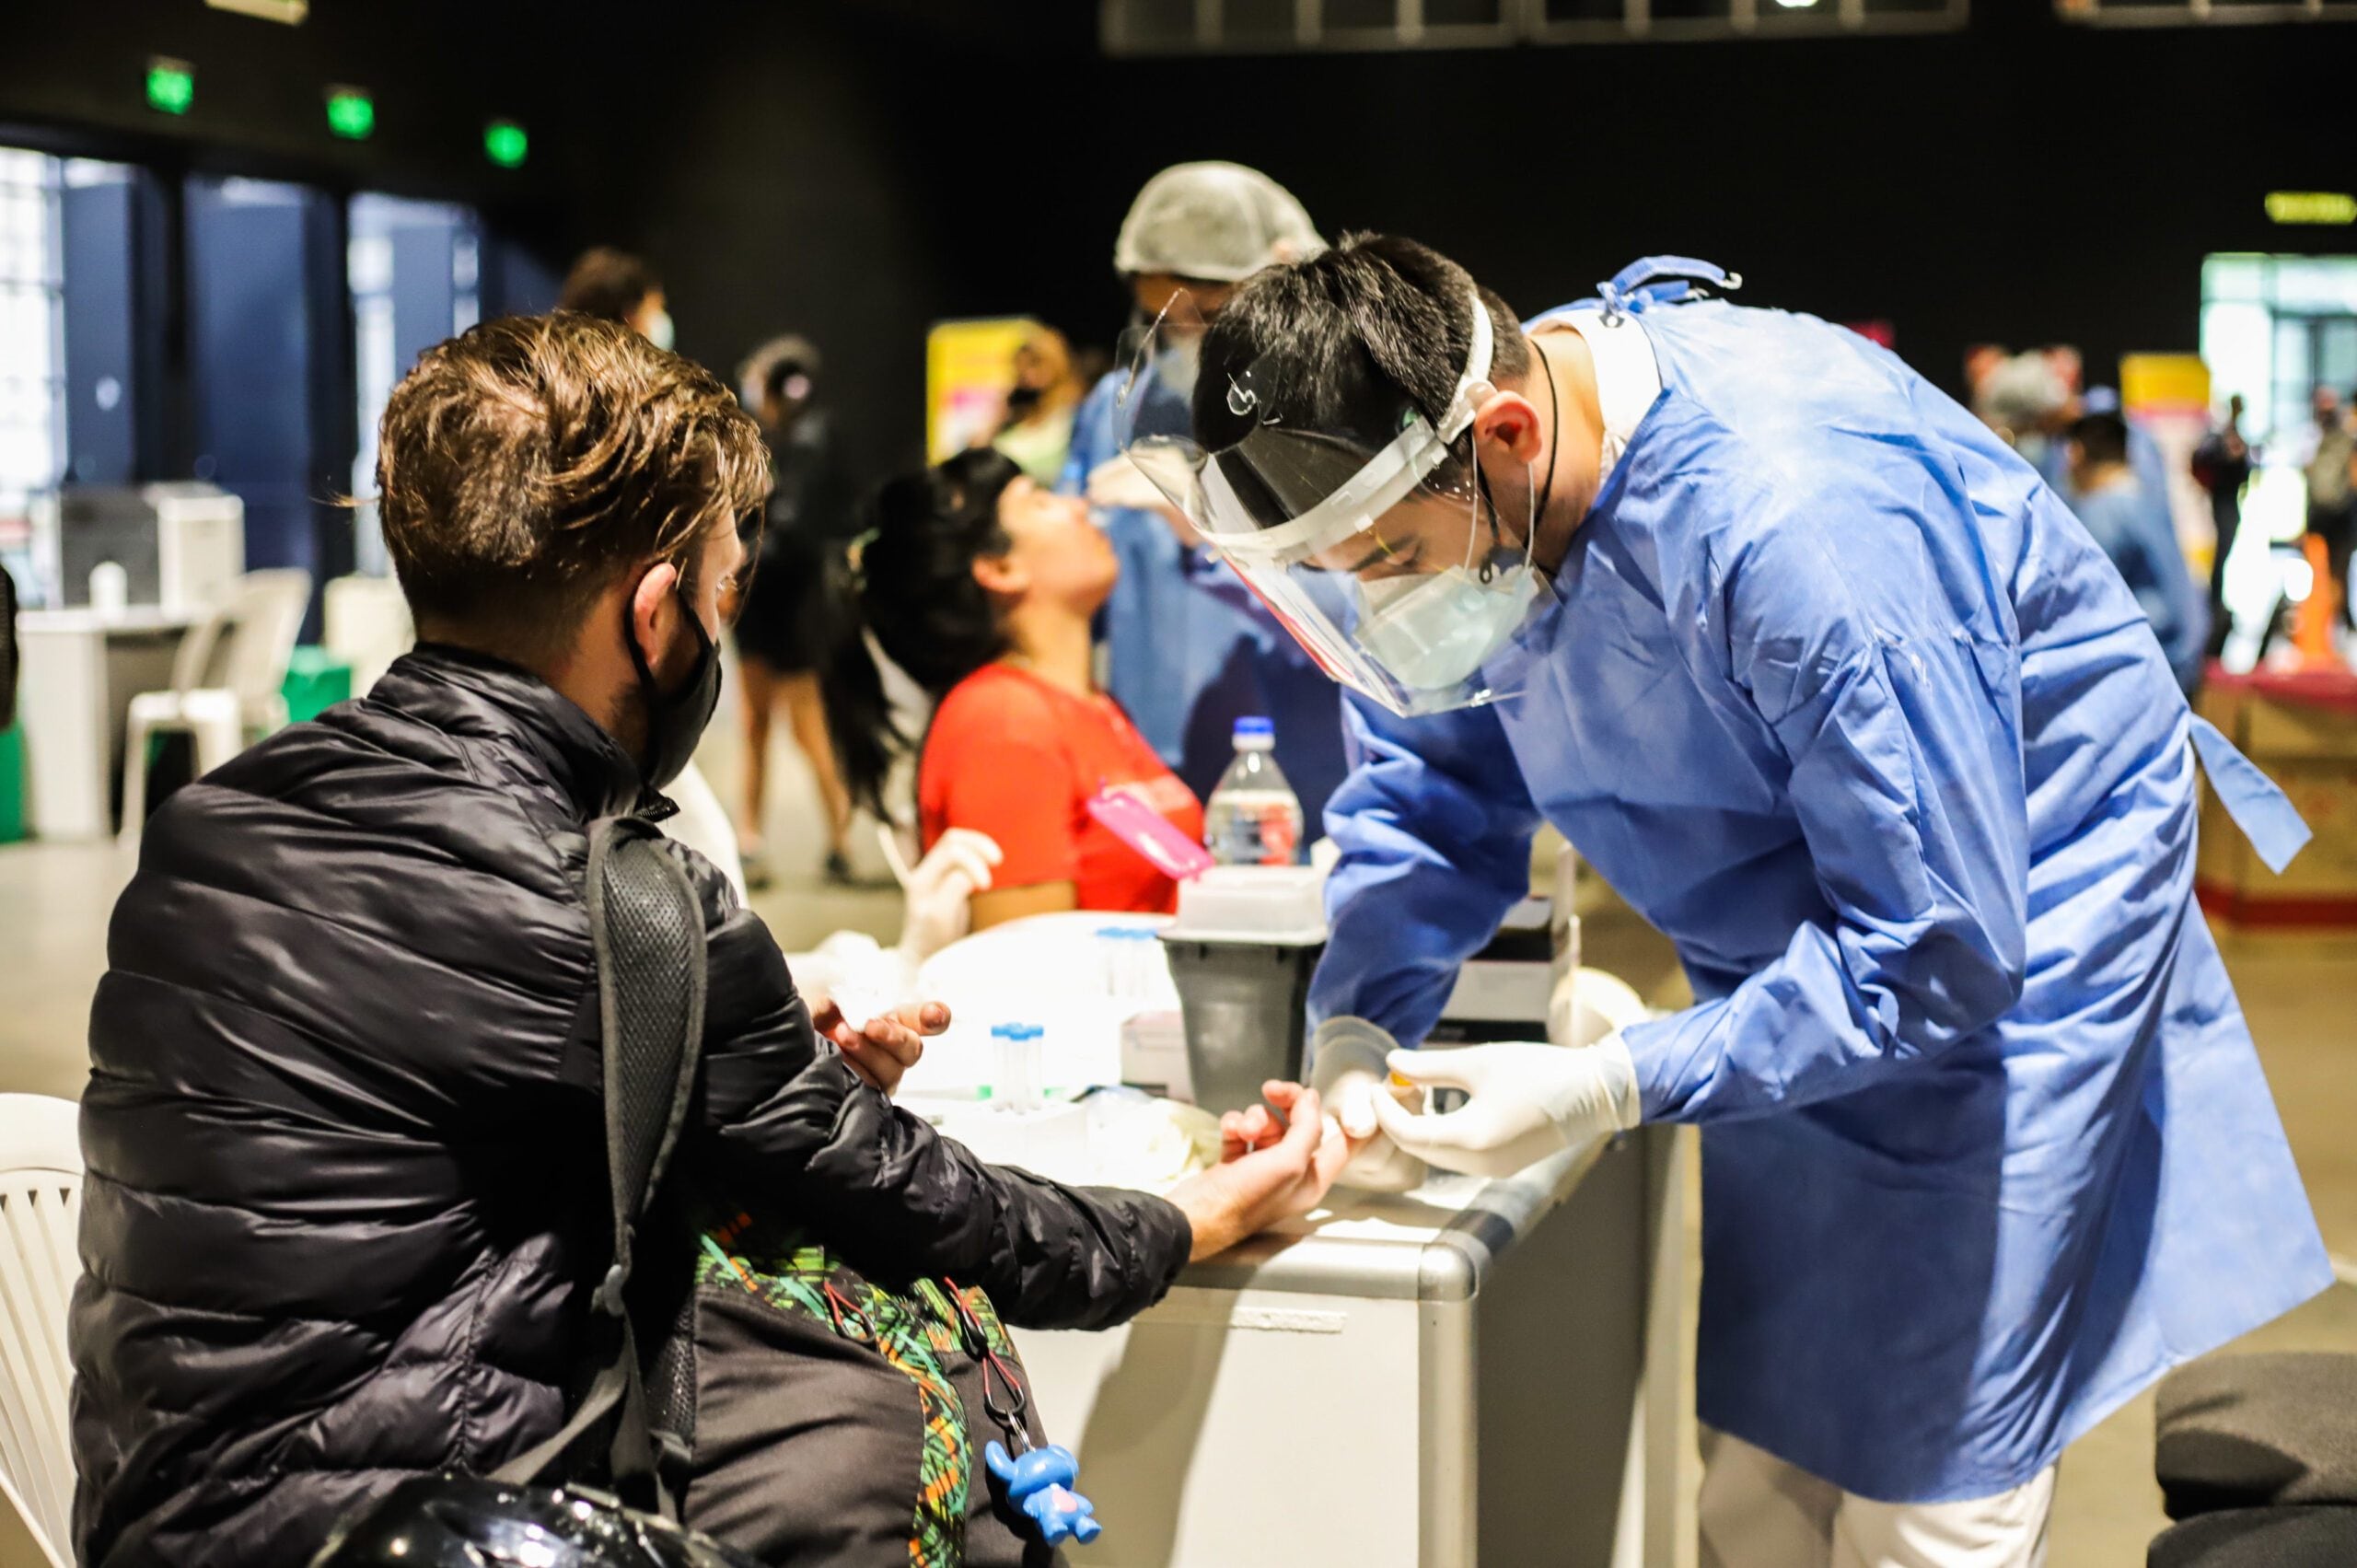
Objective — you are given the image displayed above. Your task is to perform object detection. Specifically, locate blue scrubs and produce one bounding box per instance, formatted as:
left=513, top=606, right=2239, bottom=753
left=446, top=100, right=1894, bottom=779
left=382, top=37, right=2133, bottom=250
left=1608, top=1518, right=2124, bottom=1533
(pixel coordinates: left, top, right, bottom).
left=2072, top=479, right=2209, bottom=693
left=1313, top=259, right=2328, bottom=1503
left=1063, top=369, right=1350, bottom=829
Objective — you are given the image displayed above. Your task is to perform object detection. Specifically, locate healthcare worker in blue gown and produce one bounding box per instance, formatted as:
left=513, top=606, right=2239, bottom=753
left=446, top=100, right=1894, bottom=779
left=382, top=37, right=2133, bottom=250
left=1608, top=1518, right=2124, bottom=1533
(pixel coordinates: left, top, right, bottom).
left=1059, top=162, right=1352, bottom=829
left=1120, top=238, right=2329, bottom=1568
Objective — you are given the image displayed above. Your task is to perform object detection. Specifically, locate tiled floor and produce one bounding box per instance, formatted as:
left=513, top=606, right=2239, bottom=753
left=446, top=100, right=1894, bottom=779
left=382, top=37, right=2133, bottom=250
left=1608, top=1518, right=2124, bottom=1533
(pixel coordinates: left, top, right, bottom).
left=5, top=700, right=2351, bottom=1563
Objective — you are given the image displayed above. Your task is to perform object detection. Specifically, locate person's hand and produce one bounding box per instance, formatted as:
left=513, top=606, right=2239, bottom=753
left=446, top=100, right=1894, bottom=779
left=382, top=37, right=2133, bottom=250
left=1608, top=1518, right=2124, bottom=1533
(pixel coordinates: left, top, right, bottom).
left=813, top=998, right=952, bottom=1096
left=1306, top=1016, right=1428, bottom=1192
left=893, top=828, right=1003, bottom=965
left=1169, top=1083, right=1353, bottom=1261
left=1368, top=1037, right=1643, bottom=1180
left=1086, top=457, right=1201, bottom=547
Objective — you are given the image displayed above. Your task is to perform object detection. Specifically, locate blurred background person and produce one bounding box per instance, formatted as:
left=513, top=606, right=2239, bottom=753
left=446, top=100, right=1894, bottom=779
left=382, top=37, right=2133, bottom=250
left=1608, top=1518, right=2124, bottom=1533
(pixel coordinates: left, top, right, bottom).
left=2193, top=392, right=2256, bottom=657
left=2070, top=409, right=2209, bottom=693
left=2080, top=382, right=2171, bottom=516
left=2048, top=344, right=2166, bottom=509
left=2302, top=386, right=2356, bottom=638
left=1976, top=348, right=2074, bottom=474
left=1980, top=346, right=2169, bottom=509
left=823, top=449, right=1202, bottom=930
left=1061, top=161, right=1350, bottom=836
left=733, top=335, right=860, bottom=887
left=555, top=245, right=672, bottom=348
left=992, top=324, right=1084, bottom=485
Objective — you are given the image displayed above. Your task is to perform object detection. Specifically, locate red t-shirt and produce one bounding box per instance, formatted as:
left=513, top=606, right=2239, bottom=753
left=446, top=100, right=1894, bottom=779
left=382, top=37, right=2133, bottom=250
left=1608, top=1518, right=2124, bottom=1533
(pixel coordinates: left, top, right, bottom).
left=919, top=662, right=1204, bottom=915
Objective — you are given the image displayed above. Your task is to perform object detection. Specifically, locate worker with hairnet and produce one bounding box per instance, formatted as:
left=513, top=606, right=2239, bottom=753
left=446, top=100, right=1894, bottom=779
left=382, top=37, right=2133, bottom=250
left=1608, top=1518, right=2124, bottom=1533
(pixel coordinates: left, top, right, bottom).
left=1059, top=162, right=1350, bottom=830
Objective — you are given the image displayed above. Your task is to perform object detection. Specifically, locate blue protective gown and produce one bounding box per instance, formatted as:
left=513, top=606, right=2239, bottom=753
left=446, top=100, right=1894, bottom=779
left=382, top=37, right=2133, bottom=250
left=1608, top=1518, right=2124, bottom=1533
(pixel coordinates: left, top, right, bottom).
left=1313, top=260, right=2329, bottom=1504
left=1064, top=369, right=1351, bottom=829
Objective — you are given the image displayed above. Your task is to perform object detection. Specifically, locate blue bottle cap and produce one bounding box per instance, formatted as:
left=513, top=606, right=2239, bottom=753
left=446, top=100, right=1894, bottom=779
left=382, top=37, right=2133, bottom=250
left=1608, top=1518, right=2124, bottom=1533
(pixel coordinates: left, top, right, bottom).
left=1233, top=716, right=1274, bottom=741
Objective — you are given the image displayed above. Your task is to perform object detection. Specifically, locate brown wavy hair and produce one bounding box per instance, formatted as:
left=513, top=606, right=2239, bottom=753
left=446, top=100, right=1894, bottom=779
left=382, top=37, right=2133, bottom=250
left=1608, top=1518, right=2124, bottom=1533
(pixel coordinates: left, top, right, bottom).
left=376, top=312, right=768, bottom=661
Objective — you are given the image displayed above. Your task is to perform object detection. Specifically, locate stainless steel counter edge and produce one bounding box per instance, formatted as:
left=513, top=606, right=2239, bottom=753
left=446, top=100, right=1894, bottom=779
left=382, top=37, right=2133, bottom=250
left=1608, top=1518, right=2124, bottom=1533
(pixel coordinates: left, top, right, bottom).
left=1173, top=1139, right=1606, bottom=1302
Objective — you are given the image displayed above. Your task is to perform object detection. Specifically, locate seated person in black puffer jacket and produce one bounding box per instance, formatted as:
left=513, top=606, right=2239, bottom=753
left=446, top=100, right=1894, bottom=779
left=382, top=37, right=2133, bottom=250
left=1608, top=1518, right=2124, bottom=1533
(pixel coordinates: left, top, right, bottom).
left=72, top=312, right=1349, bottom=1568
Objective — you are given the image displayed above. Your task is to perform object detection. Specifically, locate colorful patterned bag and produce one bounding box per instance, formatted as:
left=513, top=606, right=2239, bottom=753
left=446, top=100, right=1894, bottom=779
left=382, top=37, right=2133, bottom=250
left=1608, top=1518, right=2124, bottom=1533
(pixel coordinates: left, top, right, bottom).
left=661, top=1206, right=1066, bottom=1568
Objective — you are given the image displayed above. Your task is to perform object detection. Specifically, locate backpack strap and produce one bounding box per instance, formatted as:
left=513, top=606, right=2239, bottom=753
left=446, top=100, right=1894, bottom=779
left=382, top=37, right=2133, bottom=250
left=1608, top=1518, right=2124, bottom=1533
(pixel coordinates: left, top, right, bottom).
left=493, top=815, right=707, bottom=1516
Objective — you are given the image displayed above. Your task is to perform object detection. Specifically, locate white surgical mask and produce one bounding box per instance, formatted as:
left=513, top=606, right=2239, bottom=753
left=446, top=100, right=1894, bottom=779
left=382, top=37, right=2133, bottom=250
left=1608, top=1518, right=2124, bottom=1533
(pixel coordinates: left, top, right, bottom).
left=1152, top=338, right=1201, bottom=402
left=1354, top=562, right=1541, bottom=693
left=645, top=309, right=677, bottom=353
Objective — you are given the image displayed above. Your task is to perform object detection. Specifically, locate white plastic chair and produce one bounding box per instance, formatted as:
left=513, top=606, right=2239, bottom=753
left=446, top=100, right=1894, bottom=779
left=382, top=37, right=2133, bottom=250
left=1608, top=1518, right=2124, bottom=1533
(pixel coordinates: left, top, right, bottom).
left=322, top=573, right=414, bottom=700
left=0, top=1095, right=83, bottom=1568
left=119, top=568, right=311, bottom=844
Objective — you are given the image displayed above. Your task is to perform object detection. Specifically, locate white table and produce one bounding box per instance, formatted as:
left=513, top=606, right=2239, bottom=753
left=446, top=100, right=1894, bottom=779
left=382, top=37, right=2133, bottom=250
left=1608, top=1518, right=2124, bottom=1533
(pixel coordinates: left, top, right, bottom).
left=1013, top=1125, right=1688, bottom=1568
left=17, top=607, right=198, bottom=840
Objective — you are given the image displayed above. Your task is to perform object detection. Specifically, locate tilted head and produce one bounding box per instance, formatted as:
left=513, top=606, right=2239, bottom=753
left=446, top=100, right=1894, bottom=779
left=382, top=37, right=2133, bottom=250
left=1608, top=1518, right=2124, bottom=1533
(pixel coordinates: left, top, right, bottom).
left=1114, top=234, right=1561, bottom=715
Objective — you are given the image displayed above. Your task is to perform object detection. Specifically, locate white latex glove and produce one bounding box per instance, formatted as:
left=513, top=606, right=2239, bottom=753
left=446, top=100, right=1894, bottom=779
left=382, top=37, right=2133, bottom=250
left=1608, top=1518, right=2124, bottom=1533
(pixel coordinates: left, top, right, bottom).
left=1086, top=456, right=1200, bottom=545
left=1368, top=1035, right=1643, bottom=1180
left=1085, top=455, right=1167, bottom=511
left=890, top=828, right=1004, bottom=966
left=1308, top=1017, right=1428, bottom=1193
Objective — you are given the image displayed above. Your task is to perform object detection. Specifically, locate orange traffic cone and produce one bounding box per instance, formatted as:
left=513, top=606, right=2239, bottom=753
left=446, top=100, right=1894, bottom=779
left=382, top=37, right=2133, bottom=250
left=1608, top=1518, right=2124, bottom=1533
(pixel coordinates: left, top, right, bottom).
left=2294, top=533, right=2342, bottom=670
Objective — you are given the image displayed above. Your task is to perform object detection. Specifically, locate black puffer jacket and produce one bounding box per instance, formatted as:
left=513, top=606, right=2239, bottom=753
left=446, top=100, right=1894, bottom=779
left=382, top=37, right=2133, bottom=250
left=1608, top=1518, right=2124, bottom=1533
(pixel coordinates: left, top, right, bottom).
left=73, top=645, right=1191, bottom=1568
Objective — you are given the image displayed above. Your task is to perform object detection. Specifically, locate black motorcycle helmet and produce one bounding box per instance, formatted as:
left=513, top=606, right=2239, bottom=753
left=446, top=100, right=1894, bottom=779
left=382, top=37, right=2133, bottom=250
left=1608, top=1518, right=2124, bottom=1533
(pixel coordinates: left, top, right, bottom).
left=309, top=1475, right=761, bottom=1567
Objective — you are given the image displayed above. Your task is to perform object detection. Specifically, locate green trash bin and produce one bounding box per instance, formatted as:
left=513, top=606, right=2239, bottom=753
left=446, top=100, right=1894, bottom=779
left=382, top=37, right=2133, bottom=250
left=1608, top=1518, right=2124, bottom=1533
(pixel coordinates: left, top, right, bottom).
left=281, top=646, right=354, bottom=725
left=0, top=724, right=23, bottom=844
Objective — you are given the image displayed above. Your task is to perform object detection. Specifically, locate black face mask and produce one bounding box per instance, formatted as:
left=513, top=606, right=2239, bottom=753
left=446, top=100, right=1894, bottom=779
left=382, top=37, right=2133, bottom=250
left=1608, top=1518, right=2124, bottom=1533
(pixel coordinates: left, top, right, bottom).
left=623, top=572, right=722, bottom=794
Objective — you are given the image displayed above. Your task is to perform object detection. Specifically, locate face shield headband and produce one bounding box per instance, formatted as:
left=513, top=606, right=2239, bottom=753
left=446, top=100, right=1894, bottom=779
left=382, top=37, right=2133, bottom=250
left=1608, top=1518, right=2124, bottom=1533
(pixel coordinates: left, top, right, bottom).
left=1112, top=285, right=1550, bottom=715
left=1202, top=295, right=1499, bottom=568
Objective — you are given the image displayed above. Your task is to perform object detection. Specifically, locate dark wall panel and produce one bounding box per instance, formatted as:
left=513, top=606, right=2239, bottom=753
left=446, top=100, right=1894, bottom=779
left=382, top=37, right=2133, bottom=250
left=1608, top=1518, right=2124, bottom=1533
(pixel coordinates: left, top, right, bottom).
left=183, top=175, right=353, bottom=621
left=563, top=4, right=970, bottom=490
left=954, top=7, right=2357, bottom=408
left=59, top=180, right=139, bottom=485
left=9, top=0, right=2353, bottom=525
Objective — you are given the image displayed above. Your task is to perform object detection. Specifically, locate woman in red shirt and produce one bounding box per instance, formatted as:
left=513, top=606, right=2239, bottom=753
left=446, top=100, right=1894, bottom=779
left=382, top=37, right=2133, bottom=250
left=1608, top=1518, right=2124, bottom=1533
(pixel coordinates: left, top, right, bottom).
left=824, top=448, right=1203, bottom=928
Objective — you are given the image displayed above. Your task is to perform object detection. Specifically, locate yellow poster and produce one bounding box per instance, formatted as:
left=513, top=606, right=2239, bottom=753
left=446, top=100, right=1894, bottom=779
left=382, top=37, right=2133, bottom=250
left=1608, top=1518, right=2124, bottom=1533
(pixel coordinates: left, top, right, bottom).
left=2120, top=354, right=2210, bottom=420
left=2121, top=354, right=2213, bottom=557
left=926, top=318, right=1039, bottom=463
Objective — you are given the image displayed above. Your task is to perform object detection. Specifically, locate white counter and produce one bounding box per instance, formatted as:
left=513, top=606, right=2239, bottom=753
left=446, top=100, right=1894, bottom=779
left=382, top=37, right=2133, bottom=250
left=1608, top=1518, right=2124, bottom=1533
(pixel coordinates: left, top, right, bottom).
left=1014, top=1127, right=1687, bottom=1568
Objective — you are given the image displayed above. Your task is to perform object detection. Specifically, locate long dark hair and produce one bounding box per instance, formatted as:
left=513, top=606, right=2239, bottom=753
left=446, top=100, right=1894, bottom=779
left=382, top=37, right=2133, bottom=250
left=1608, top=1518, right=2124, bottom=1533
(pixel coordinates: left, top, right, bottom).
left=821, top=447, right=1022, bottom=822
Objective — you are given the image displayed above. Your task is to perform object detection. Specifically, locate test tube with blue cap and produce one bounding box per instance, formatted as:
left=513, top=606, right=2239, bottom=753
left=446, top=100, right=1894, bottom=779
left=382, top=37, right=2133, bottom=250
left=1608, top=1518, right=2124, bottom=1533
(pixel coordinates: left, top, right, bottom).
left=989, top=1023, right=1045, bottom=1113
left=1094, top=924, right=1164, bottom=1005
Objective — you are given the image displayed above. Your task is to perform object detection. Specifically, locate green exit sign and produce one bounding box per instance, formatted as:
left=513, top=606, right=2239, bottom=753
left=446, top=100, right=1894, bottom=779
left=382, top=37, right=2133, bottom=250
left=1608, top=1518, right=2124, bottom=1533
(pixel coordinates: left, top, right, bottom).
left=483, top=120, right=528, bottom=169
left=325, top=86, right=374, bottom=140
left=145, top=57, right=194, bottom=116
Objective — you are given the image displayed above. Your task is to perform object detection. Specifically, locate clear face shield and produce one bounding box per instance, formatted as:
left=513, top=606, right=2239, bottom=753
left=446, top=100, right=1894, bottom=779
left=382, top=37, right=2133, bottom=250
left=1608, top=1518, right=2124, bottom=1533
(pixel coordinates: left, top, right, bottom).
left=1110, top=289, right=1545, bottom=718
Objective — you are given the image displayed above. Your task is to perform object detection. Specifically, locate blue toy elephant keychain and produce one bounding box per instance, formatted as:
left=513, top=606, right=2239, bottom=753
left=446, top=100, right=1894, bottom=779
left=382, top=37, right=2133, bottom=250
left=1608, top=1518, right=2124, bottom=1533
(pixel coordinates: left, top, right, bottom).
left=946, top=1282, right=1104, bottom=1548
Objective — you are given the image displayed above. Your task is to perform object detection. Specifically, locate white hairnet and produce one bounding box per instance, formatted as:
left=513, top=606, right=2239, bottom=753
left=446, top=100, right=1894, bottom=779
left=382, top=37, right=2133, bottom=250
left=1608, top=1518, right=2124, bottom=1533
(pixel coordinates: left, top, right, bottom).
left=1978, top=352, right=2070, bottom=431
left=1113, top=162, right=1325, bottom=284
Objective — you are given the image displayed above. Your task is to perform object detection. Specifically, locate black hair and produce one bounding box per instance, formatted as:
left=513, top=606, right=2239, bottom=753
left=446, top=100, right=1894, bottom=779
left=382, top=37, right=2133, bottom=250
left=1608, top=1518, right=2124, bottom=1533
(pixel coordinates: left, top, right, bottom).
left=2070, top=410, right=2130, bottom=469
left=819, top=447, right=1021, bottom=822
left=1193, top=233, right=1530, bottom=462
left=555, top=247, right=661, bottom=324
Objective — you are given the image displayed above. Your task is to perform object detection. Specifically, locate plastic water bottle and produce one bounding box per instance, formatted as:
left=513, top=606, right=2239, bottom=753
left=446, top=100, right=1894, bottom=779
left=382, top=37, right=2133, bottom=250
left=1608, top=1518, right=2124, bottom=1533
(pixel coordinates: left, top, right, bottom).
left=1203, top=717, right=1305, bottom=867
